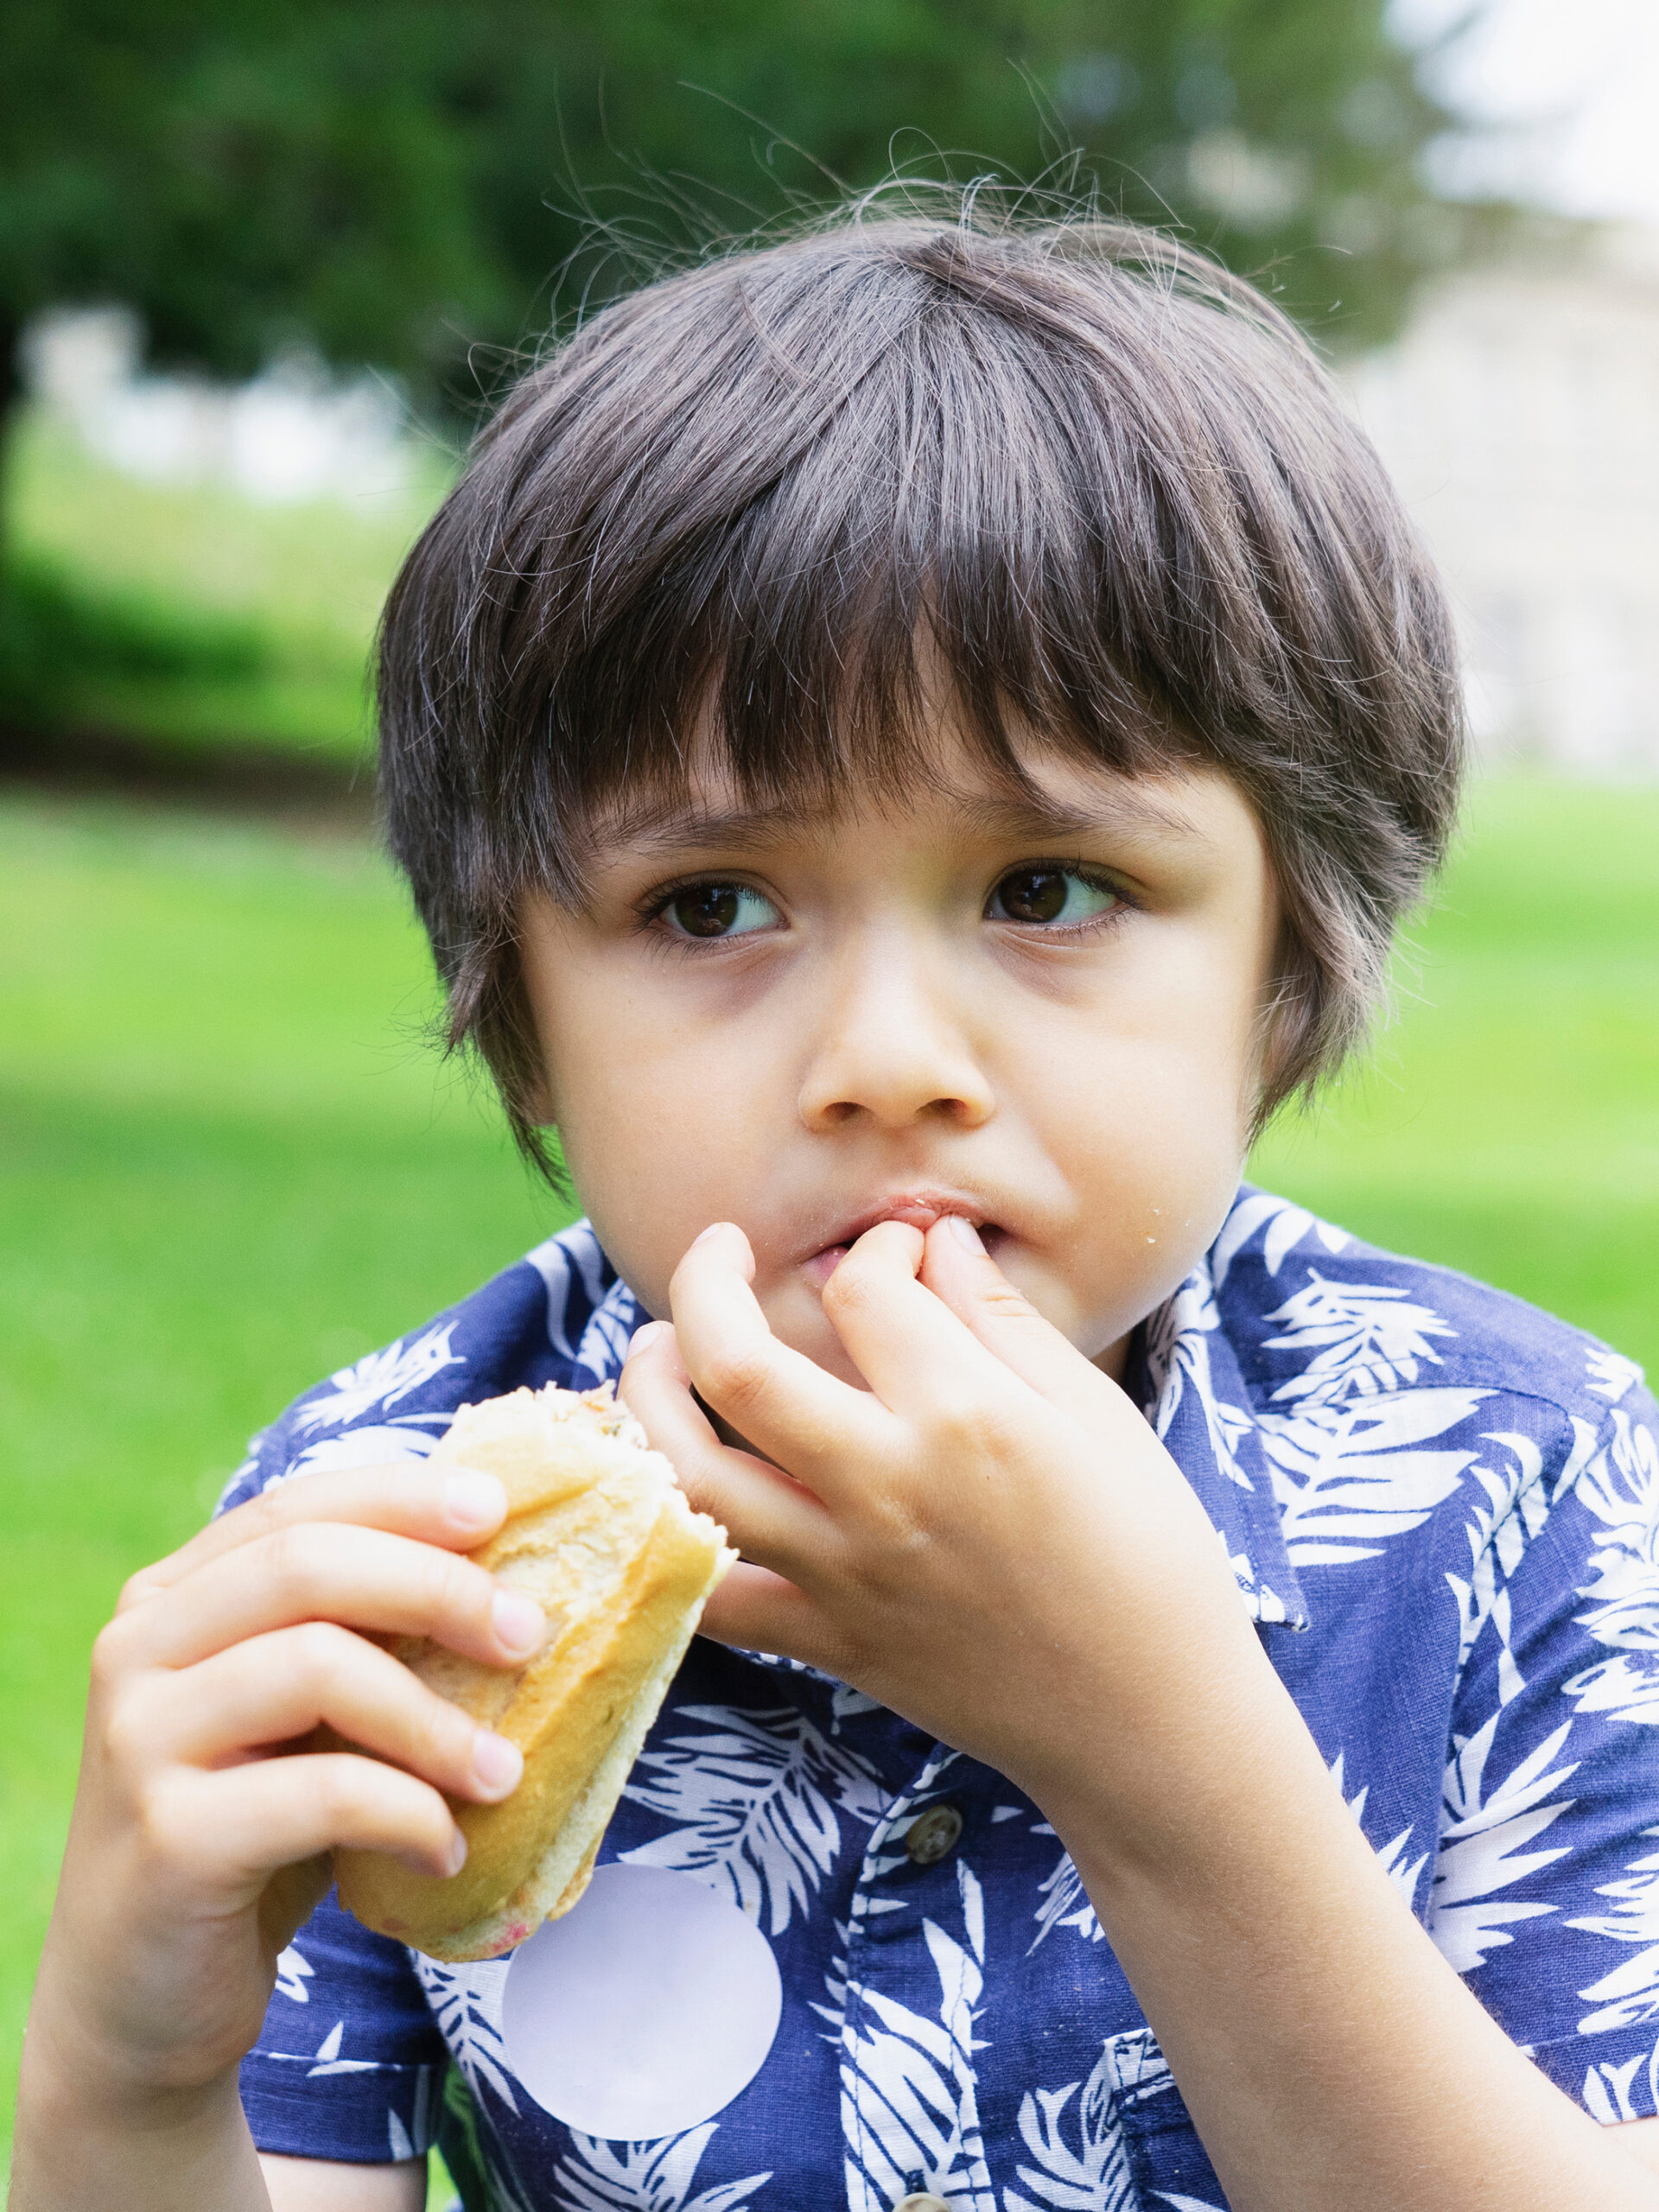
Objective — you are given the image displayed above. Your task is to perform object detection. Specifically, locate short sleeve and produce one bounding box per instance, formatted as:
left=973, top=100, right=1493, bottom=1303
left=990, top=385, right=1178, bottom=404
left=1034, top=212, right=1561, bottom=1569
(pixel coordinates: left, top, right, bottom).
left=241, top=1889, right=449, bottom=2163
left=1427, top=1388, right=1659, bottom=2125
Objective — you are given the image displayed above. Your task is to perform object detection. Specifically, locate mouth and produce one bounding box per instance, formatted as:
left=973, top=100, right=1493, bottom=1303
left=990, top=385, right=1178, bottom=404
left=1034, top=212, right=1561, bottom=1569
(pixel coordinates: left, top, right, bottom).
left=799, top=1193, right=1009, bottom=1289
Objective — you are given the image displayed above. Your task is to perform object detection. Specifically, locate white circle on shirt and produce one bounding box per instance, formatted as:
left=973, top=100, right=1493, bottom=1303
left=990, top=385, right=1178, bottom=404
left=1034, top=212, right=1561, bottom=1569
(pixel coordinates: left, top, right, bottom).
left=501, top=1864, right=783, bottom=2140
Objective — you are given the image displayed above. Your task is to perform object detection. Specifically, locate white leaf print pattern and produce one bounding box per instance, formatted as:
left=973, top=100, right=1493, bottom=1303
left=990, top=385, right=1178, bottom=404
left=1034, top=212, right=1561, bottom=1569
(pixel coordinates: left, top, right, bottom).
left=838, top=1861, right=996, bottom=2212
left=1143, top=1268, right=1255, bottom=1493
left=1028, top=1847, right=1102, bottom=1953
left=283, top=1419, right=442, bottom=1481
left=525, top=1223, right=638, bottom=1383
left=1263, top=1273, right=1457, bottom=1403
left=1427, top=1714, right=1579, bottom=1972
left=1329, top=1754, right=1428, bottom=1910
left=290, top=1325, right=462, bottom=1432
left=1003, top=2041, right=1136, bottom=2212
left=1569, top=1827, right=1659, bottom=2036
left=1255, top=1274, right=1484, bottom=1567
left=1564, top=1408, right=1659, bottom=1726
left=621, top=1703, right=885, bottom=1935
left=550, top=2123, right=771, bottom=2211
left=1443, top=1432, right=1553, bottom=1696
left=273, top=1942, right=314, bottom=2004
left=414, top=1956, right=518, bottom=2115
left=1587, top=1345, right=1645, bottom=1406
left=1582, top=2042, right=1659, bottom=2126
left=1208, top=1188, right=1351, bottom=1294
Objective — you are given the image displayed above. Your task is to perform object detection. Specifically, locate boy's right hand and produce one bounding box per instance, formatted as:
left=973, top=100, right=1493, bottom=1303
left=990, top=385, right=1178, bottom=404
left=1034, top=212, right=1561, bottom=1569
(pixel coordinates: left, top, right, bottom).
left=24, top=1463, right=543, bottom=2120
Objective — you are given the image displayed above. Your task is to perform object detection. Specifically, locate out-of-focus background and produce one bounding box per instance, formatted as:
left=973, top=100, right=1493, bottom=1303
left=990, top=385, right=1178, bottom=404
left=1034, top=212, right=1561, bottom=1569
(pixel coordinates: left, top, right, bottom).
left=3, top=1, right=1656, bottom=2196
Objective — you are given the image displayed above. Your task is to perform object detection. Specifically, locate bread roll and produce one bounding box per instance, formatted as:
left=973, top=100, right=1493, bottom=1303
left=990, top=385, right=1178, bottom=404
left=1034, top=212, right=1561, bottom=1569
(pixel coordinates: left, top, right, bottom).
left=334, top=1382, right=735, bottom=1961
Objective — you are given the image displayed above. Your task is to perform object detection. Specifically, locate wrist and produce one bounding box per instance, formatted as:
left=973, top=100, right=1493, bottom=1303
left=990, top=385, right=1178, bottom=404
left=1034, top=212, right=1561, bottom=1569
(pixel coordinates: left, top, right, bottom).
left=1015, top=1611, right=1308, bottom=1878
left=20, top=1944, right=245, bottom=2138
left=15, top=2026, right=257, bottom=2212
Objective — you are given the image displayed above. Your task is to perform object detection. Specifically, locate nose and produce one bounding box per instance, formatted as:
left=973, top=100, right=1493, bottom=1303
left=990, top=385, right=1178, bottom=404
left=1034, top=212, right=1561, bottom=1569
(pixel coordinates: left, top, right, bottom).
left=797, top=934, right=995, bottom=1134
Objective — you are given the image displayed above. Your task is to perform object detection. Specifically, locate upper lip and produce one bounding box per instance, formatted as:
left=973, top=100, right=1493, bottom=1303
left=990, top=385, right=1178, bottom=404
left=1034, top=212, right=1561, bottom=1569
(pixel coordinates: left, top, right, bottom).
left=801, top=1188, right=1002, bottom=1261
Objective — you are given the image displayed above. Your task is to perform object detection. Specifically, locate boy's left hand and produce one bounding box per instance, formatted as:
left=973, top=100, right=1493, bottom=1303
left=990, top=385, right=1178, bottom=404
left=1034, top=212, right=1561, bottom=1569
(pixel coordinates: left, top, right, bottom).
left=620, top=1215, right=1272, bottom=1832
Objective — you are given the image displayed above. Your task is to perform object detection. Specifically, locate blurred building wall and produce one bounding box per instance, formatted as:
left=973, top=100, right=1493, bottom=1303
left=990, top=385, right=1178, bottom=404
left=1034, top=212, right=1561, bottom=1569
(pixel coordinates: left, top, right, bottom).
left=1347, top=226, right=1659, bottom=773
left=21, top=307, right=411, bottom=505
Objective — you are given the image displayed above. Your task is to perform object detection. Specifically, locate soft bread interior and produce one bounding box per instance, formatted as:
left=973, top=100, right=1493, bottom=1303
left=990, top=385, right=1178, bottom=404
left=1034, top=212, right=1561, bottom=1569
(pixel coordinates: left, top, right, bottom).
left=333, top=1385, right=734, bottom=1960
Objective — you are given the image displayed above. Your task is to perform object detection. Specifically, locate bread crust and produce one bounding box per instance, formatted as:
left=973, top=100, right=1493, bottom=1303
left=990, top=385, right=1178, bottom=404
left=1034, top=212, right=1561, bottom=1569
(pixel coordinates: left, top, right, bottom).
left=333, top=1385, right=734, bottom=1960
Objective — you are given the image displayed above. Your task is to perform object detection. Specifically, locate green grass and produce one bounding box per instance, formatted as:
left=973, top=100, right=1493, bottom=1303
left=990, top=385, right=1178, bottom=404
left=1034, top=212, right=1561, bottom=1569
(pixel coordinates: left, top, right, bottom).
left=1252, top=776, right=1659, bottom=1369
left=0, top=795, right=570, bottom=2197
left=2, top=413, right=452, bottom=761
left=2, top=774, right=1656, bottom=2194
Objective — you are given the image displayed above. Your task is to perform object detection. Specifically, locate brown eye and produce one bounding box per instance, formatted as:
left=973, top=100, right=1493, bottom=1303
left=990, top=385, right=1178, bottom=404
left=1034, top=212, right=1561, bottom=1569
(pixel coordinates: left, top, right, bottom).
left=661, top=883, right=778, bottom=938
left=988, top=868, right=1116, bottom=925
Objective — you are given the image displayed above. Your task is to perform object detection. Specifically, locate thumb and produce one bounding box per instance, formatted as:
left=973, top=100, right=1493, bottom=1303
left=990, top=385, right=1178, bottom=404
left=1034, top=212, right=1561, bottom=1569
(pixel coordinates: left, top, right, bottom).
left=918, top=1217, right=1133, bottom=1436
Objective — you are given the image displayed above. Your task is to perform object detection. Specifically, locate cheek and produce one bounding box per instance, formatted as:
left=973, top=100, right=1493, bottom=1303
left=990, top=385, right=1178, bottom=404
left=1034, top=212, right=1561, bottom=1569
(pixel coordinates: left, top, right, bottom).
left=548, top=1008, right=785, bottom=1319
left=1002, top=960, right=1260, bottom=1347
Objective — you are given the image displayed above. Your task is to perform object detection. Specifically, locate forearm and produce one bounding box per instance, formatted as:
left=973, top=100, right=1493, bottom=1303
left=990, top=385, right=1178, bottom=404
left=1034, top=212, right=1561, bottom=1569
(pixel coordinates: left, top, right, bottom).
left=1043, top=1660, right=1659, bottom=2212
left=13, top=1992, right=270, bottom=2212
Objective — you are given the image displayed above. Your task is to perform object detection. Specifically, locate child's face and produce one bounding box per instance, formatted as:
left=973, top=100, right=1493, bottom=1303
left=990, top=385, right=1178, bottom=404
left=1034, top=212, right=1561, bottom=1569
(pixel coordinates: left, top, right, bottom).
left=518, top=721, right=1278, bottom=1383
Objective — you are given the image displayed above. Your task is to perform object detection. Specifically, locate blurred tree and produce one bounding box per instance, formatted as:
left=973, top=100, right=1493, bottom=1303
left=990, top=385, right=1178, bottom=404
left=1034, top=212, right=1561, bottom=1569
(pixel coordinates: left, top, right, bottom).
left=0, top=0, right=1496, bottom=490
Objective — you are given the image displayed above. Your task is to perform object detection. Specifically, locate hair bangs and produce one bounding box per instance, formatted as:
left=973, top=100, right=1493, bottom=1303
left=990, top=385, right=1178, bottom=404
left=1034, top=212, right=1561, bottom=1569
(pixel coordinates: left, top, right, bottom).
left=480, top=255, right=1192, bottom=890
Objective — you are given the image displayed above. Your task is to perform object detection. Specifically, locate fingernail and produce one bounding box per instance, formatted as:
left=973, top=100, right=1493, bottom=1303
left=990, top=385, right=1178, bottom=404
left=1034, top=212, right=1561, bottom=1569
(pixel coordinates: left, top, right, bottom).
left=444, top=1827, right=468, bottom=1877
left=628, top=1320, right=667, bottom=1355
left=472, top=1729, right=524, bottom=1798
left=944, top=1214, right=985, bottom=1252
left=492, top=1588, right=545, bottom=1657
left=444, top=1471, right=507, bottom=1533
left=691, top=1222, right=729, bottom=1248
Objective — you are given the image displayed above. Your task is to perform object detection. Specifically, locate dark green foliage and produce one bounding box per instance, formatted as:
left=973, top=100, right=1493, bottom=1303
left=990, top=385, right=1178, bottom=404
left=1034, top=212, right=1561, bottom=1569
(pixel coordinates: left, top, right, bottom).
left=0, top=552, right=265, bottom=728
left=1, top=0, right=1493, bottom=413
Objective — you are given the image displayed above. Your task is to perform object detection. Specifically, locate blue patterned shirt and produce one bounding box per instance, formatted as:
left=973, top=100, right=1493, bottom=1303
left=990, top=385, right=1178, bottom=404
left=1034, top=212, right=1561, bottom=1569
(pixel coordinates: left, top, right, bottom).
left=227, top=1186, right=1659, bottom=2209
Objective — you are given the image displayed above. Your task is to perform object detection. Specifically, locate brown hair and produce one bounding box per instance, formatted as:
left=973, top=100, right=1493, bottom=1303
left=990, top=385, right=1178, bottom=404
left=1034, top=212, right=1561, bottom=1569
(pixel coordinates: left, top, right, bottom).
left=378, top=194, right=1464, bottom=1177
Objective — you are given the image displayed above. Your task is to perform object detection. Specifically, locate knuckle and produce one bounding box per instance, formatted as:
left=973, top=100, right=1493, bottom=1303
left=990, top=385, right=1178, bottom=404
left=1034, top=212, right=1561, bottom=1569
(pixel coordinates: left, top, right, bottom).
left=413, top=1690, right=468, bottom=1776
left=262, top=1521, right=328, bottom=1604
left=89, top=1615, right=132, bottom=1693
left=423, top=1545, right=486, bottom=1628
left=699, top=1346, right=769, bottom=1415
left=289, top=1618, right=354, bottom=1688
left=132, top=1770, right=189, bottom=1864
left=926, top=1394, right=989, bottom=1456
left=114, top=1566, right=162, bottom=1615
left=930, top=1385, right=1020, bottom=1460
left=820, top=1257, right=868, bottom=1316
left=315, top=1755, right=376, bottom=1831
left=99, top=1682, right=152, bottom=1777
left=979, top=1278, right=1039, bottom=1323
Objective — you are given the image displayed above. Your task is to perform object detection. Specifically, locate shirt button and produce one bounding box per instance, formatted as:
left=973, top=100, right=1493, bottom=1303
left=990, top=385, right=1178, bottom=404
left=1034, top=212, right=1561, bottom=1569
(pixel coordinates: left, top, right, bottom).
left=894, top=2196, right=953, bottom=2212
left=904, top=1804, right=963, bottom=1866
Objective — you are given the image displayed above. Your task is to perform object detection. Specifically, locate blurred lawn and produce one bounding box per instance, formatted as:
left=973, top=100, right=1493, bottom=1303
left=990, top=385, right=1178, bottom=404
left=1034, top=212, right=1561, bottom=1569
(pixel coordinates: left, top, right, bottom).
left=3, top=413, right=452, bottom=760
left=1, top=773, right=1655, bottom=2190
left=0, top=796, right=569, bottom=2199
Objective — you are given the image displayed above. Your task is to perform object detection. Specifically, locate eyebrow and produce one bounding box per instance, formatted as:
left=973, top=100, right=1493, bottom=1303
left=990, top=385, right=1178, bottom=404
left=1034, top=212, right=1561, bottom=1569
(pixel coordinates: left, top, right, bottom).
left=591, top=779, right=1210, bottom=857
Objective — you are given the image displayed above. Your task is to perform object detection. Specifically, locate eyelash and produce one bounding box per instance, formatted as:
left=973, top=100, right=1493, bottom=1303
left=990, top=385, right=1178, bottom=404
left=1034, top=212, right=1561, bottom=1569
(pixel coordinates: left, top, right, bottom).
left=635, top=862, right=1137, bottom=944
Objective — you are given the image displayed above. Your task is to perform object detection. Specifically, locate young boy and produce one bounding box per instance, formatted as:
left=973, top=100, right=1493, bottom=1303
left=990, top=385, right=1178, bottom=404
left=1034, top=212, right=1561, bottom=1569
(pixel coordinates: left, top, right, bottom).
left=16, top=207, right=1659, bottom=2212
